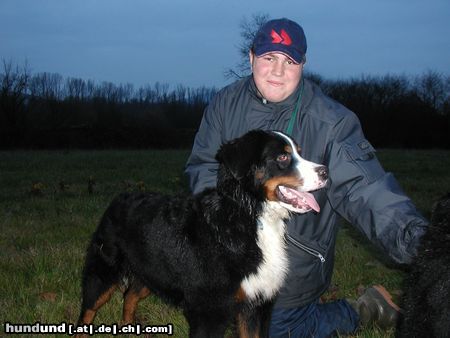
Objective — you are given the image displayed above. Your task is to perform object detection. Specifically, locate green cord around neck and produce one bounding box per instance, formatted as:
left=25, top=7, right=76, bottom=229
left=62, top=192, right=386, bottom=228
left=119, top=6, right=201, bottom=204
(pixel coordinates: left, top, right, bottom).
left=285, top=79, right=304, bottom=136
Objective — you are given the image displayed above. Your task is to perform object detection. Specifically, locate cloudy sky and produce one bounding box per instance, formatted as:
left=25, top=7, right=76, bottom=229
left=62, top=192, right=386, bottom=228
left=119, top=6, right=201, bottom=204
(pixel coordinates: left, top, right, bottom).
left=1, top=0, right=449, bottom=89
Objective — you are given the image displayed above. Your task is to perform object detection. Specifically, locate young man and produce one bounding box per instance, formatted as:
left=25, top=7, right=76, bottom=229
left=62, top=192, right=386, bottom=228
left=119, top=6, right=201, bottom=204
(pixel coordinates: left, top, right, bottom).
left=185, top=18, right=428, bottom=337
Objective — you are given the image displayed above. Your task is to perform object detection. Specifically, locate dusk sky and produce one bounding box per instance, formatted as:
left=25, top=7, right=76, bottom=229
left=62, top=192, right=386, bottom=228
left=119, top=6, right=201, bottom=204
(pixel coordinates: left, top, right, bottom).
left=1, top=0, right=449, bottom=89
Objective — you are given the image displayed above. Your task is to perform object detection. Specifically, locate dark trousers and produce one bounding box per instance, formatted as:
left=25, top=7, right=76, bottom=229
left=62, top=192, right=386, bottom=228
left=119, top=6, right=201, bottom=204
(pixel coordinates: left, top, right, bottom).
left=269, top=299, right=359, bottom=338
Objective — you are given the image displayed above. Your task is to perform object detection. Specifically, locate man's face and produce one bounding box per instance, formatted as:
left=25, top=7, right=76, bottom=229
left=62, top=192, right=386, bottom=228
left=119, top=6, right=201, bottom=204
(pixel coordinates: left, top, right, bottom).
left=250, top=51, right=303, bottom=103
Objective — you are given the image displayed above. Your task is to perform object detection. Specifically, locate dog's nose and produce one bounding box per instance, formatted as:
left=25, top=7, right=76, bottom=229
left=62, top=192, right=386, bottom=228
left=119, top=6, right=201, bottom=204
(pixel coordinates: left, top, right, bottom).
left=316, top=166, right=328, bottom=181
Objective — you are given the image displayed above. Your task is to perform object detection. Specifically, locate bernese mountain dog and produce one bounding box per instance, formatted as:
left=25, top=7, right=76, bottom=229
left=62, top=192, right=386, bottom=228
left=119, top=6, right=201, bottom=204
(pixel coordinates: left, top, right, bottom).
left=77, top=130, right=328, bottom=337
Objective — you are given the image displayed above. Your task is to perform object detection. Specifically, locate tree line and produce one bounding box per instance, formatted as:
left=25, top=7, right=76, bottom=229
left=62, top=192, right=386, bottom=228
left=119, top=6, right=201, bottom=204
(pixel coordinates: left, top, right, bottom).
left=0, top=60, right=217, bottom=148
left=311, top=72, right=449, bottom=148
left=1, top=60, right=449, bottom=149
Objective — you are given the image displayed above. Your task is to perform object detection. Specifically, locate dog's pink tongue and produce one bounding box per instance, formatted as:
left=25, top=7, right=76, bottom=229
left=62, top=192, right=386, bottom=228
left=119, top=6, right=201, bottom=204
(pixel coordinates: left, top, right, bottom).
left=280, top=186, right=321, bottom=213
left=301, top=192, right=320, bottom=212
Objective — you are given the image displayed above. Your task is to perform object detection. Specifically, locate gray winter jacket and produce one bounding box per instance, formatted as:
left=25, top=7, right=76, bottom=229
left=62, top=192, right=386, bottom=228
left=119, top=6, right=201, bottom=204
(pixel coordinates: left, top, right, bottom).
left=185, top=75, right=428, bottom=308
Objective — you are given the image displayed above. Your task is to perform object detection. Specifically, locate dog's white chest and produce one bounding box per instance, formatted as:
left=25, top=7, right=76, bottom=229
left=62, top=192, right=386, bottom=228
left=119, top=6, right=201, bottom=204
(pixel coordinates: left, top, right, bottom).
left=240, top=202, right=289, bottom=302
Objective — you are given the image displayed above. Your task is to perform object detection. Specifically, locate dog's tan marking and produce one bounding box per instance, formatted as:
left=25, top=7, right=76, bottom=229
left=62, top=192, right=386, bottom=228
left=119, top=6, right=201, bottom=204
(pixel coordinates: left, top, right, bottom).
left=122, top=286, right=151, bottom=324
left=264, top=175, right=304, bottom=201
left=284, top=145, right=292, bottom=154
left=236, top=312, right=260, bottom=338
left=255, top=168, right=265, bottom=181
left=237, top=312, right=250, bottom=338
left=282, top=144, right=301, bottom=154
left=80, top=284, right=117, bottom=325
left=234, top=286, right=248, bottom=303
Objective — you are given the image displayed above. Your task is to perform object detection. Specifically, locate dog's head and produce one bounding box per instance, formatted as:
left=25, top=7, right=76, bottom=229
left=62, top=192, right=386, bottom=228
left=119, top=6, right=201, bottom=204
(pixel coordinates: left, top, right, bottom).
left=216, top=130, right=328, bottom=213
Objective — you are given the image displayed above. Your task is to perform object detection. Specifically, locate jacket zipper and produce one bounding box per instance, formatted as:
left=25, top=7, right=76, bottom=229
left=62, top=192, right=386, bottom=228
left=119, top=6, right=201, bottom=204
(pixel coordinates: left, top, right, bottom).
left=286, top=234, right=326, bottom=263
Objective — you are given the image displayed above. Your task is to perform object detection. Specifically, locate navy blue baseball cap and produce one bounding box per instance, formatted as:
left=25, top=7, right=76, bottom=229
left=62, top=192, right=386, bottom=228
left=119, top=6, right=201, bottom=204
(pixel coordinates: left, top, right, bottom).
left=252, top=18, right=307, bottom=64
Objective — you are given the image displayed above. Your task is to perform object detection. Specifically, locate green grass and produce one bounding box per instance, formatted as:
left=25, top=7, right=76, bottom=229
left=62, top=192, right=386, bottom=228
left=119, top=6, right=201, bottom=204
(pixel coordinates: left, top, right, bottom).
left=1, top=149, right=449, bottom=337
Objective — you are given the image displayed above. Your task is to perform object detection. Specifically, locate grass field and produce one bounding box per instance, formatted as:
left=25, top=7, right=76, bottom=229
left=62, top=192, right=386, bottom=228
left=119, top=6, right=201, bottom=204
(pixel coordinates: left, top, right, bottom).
left=1, top=148, right=449, bottom=337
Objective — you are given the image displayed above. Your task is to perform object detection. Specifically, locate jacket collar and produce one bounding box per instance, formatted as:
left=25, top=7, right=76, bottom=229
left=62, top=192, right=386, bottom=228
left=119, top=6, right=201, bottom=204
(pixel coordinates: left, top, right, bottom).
left=247, top=75, right=303, bottom=110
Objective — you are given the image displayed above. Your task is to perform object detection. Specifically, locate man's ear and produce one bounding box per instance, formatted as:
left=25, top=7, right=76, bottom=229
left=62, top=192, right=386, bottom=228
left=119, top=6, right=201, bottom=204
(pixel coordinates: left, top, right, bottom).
left=249, top=50, right=254, bottom=72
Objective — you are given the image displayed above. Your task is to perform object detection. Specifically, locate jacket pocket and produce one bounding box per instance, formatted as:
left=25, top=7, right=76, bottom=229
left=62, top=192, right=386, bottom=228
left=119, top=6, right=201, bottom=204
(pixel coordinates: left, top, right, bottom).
left=343, top=139, right=384, bottom=183
left=286, top=234, right=325, bottom=263
left=283, top=235, right=329, bottom=296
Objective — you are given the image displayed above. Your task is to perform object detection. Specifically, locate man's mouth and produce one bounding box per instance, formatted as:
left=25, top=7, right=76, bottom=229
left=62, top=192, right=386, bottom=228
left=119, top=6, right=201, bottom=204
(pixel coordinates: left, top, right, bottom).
left=267, top=80, right=284, bottom=87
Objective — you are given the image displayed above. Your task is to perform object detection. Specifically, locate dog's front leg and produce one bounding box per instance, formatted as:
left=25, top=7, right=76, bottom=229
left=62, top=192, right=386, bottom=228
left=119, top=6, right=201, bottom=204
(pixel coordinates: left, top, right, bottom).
left=184, top=306, right=231, bottom=338
left=236, top=300, right=275, bottom=338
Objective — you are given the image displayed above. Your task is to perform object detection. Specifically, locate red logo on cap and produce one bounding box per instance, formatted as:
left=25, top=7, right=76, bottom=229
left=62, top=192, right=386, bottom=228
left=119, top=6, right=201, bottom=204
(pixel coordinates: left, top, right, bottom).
left=271, top=29, right=292, bottom=46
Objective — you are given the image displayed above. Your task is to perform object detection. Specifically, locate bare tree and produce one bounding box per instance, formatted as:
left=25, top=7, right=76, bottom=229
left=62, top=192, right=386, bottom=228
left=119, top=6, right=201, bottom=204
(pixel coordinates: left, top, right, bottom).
left=29, top=72, right=64, bottom=100
left=65, top=77, right=87, bottom=100
left=224, top=13, right=270, bottom=80
left=0, top=59, right=31, bottom=135
left=154, top=82, right=170, bottom=103
left=414, top=70, right=447, bottom=112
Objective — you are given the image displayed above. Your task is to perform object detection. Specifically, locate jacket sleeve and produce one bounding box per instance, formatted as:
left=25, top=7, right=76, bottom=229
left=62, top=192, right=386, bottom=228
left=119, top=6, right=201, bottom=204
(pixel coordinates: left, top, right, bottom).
left=326, top=112, right=428, bottom=264
left=184, top=94, right=224, bottom=195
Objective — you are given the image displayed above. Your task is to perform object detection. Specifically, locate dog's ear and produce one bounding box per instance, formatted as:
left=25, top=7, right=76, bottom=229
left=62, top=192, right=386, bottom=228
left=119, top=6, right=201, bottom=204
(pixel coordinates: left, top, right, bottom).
left=215, top=130, right=267, bottom=180
left=216, top=140, right=251, bottom=180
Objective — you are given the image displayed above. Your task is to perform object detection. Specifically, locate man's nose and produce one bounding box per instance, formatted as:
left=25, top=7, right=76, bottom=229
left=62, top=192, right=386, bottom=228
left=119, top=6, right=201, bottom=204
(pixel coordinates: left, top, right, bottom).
left=271, top=60, right=285, bottom=76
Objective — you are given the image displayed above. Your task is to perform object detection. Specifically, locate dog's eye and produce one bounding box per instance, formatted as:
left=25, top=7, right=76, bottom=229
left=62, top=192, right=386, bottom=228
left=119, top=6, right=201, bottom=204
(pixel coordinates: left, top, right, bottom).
left=277, top=154, right=290, bottom=163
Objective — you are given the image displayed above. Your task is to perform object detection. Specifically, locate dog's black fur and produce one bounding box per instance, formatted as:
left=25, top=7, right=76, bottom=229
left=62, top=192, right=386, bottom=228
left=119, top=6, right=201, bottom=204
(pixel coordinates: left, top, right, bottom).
left=397, top=193, right=450, bottom=337
left=77, top=130, right=327, bottom=337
